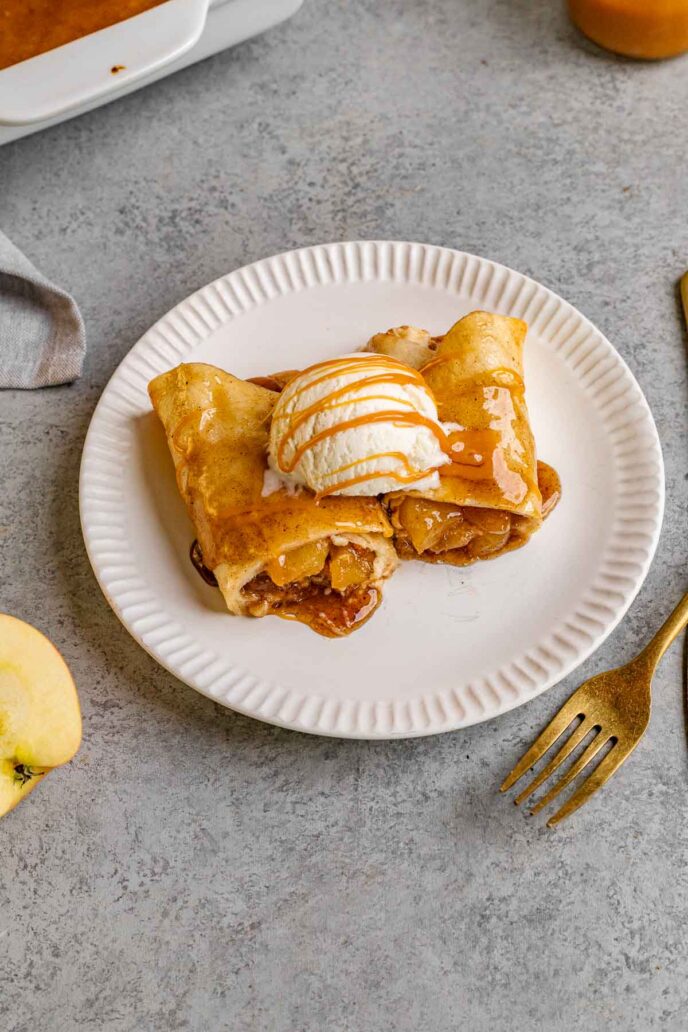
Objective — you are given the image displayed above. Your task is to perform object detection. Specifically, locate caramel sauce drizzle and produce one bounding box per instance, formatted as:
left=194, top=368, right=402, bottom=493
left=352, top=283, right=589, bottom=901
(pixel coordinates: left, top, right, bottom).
left=440, top=429, right=501, bottom=481
left=280, top=373, right=432, bottom=444
left=274, top=355, right=500, bottom=494
left=316, top=454, right=437, bottom=499
left=420, top=355, right=535, bottom=493
left=421, top=356, right=525, bottom=392
left=322, top=448, right=432, bottom=484
left=278, top=409, right=456, bottom=473
left=288, top=356, right=435, bottom=404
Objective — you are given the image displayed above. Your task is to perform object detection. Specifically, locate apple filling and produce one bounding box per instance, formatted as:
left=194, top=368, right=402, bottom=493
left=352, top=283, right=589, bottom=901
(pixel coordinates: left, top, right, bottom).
left=390, top=497, right=520, bottom=564
left=390, top=462, right=561, bottom=566
left=241, top=539, right=379, bottom=637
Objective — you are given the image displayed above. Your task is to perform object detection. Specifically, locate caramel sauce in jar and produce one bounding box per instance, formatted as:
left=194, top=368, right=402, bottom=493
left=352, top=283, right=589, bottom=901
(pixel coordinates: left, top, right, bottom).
left=568, top=0, right=688, bottom=59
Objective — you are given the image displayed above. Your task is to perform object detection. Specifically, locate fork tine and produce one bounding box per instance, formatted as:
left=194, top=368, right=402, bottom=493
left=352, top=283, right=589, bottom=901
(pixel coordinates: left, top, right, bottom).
left=513, top=716, right=597, bottom=806
left=546, top=738, right=634, bottom=827
left=530, top=731, right=610, bottom=815
left=499, top=695, right=586, bottom=793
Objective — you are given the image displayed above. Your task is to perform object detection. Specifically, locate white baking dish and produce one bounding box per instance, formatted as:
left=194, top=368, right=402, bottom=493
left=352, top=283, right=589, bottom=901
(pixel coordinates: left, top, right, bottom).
left=0, top=0, right=303, bottom=144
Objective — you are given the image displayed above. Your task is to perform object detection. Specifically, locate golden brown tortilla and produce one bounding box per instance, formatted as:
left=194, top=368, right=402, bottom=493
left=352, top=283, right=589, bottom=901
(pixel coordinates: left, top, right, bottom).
left=149, top=363, right=398, bottom=636
left=367, top=312, right=560, bottom=566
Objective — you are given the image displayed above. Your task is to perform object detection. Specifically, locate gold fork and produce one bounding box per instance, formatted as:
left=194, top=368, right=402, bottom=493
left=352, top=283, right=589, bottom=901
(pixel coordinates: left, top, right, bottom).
left=500, top=592, right=688, bottom=826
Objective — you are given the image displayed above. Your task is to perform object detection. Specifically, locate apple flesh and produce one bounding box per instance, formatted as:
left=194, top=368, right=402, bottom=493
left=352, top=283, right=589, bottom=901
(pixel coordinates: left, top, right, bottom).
left=0, top=614, right=81, bottom=819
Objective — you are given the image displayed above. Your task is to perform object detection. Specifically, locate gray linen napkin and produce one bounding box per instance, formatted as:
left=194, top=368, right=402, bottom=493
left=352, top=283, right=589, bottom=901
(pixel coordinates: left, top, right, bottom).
left=0, top=230, right=85, bottom=388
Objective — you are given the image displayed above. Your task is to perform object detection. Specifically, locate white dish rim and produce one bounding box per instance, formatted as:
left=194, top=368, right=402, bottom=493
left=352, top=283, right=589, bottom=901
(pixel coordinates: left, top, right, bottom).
left=0, top=0, right=209, bottom=126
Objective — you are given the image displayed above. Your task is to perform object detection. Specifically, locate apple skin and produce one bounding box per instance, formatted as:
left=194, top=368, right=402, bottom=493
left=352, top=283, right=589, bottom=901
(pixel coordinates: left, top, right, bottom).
left=0, top=614, right=82, bottom=820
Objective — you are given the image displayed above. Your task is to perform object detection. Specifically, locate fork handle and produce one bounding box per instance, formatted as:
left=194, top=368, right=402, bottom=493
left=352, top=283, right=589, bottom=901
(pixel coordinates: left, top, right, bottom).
left=637, top=592, right=688, bottom=671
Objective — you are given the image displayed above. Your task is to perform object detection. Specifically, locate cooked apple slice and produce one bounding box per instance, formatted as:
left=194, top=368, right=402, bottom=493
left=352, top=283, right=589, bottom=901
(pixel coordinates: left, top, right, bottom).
left=329, top=544, right=375, bottom=591
left=396, top=497, right=477, bottom=554
left=431, top=520, right=478, bottom=553
left=462, top=507, right=512, bottom=535
left=0, top=614, right=81, bottom=820
left=466, top=528, right=512, bottom=559
left=265, top=539, right=329, bottom=587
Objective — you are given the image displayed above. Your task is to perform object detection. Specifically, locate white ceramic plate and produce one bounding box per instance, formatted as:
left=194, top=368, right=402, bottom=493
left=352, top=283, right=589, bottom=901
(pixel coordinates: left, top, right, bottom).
left=80, top=242, right=664, bottom=738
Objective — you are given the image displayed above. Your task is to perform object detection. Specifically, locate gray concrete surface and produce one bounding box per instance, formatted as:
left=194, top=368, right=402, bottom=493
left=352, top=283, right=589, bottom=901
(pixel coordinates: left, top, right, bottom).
left=1, top=2, right=687, bottom=1029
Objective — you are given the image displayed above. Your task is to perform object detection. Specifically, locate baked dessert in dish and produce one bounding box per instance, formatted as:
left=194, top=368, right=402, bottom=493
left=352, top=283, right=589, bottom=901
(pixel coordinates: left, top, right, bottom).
left=149, top=311, right=560, bottom=637
left=0, top=0, right=167, bottom=70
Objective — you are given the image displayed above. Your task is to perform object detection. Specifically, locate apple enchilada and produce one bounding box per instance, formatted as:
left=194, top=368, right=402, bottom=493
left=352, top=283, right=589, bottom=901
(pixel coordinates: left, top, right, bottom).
left=366, top=312, right=561, bottom=565
left=149, top=311, right=560, bottom=636
left=149, top=364, right=398, bottom=638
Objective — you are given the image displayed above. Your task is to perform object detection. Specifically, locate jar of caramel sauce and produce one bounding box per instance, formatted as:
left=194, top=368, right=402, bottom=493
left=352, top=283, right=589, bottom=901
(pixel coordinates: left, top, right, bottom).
left=568, top=0, right=688, bottom=59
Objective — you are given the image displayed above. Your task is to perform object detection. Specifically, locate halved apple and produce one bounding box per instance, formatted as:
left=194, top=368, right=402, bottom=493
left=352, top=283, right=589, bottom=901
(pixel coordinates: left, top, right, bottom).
left=0, top=614, right=81, bottom=819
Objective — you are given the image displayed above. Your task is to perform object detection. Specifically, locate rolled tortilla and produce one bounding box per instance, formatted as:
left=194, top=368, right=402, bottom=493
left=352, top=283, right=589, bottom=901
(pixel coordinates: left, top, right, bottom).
left=367, top=312, right=560, bottom=565
left=149, top=363, right=398, bottom=636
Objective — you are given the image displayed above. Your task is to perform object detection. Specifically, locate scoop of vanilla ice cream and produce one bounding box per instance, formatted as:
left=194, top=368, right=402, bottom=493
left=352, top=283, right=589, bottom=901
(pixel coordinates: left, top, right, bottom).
left=267, top=353, right=449, bottom=497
